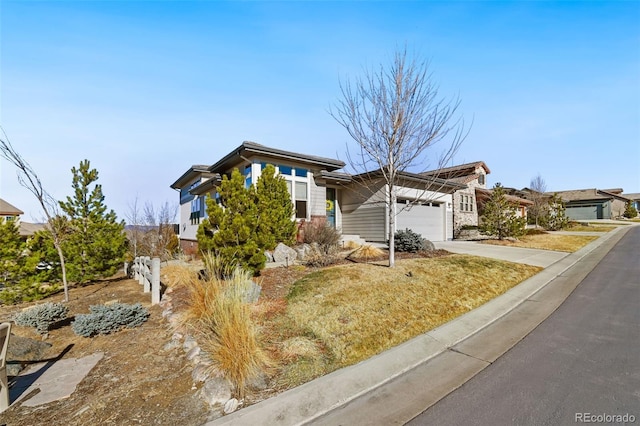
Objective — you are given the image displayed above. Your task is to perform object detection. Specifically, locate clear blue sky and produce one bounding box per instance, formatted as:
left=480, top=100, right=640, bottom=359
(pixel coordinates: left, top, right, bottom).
left=1, top=1, right=639, bottom=222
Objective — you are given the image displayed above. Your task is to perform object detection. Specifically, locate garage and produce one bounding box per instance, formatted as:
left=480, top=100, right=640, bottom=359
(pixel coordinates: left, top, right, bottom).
left=396, top=200, right=446, bottom=242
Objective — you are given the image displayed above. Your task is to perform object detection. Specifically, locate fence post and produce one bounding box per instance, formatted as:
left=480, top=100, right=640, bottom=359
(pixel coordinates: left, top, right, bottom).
left=143, top=256, right=151, bottom=293
left=151, top=257, right=161, bottom=305
left=137, top=257, right=144, bottom=285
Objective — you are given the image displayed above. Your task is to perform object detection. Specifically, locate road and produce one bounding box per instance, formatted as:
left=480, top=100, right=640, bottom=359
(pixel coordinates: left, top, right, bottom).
left=407, top=226, right=640, bottom=425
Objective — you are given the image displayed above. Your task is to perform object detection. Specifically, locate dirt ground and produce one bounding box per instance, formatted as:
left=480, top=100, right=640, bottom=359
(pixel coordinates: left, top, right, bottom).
left=0, top=251, right=448, bottom=425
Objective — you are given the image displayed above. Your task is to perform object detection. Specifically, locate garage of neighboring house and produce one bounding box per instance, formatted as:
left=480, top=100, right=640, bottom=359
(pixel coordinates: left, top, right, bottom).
left=553, top=188, right=630, bottom=220
left=396, top=199, right=448, bottom=242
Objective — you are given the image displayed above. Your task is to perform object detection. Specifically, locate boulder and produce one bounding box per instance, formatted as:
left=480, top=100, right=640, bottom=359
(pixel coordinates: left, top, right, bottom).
left=6, top=334, right=52, bottom=377
left=264, top=251, right=274, bottom=263
left=294, top=244, right=312, bottom=261
left=423, top=239, right=436, bottom=251
left=273, top=243, right=298, bottom=264
left=198, top=377, right=232, bottom=407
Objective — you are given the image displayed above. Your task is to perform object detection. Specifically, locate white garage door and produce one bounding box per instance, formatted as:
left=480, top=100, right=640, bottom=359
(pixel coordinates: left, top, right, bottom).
left=396, top=201, right=445, bottom=242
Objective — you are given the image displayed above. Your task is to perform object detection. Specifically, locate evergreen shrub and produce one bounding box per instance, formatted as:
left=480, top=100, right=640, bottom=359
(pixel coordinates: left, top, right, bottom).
left=72, top=302, right=149, bottom=337
left=14, top=302, right=69, bottom=334
left=394, top=228, right=428, bottom=253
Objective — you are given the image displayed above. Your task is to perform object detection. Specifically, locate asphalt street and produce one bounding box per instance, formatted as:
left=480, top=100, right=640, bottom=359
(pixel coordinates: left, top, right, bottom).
left=407, top=226, right=640, bottom=426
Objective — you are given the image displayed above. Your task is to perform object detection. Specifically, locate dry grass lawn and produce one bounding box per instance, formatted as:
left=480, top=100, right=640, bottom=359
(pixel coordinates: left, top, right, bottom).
left=564, top=224, right=617, bottom=232
left=482, top=233, right=598, bottom=252
left=267, top=255, right=541, bottom=389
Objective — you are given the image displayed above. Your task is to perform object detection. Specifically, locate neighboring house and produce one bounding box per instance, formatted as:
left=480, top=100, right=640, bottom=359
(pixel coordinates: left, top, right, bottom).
left=551, top=188, right=630, bottom=220
left=476, top=187, right=533, bottom=218
left=421, top=161, right=490, bottom=237
left=623, top=193, right=640, bottom=215
left=0, top=198, right=23, bottom=223
left=171, top=141, right=466, bottom=251
left=0, top=198, right=45, bottom=238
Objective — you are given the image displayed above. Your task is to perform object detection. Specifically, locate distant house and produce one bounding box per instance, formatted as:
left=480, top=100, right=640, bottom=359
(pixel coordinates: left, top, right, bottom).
left=476, top=187, right=533, bottom=219
left=623, top=193, right=640, bottom=215
left=0, top=198, right=45, bottom=238
left=171, top=141, right=467, bottom=253
left=0, top=198, right=23, bottom=223
left=551, top=188, right=630, bottom=220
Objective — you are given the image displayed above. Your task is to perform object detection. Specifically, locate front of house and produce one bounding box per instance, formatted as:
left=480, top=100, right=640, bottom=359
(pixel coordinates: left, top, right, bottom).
left=170, top=142, right=465, bottom=252
left=552, top=188, right=630, bottom=220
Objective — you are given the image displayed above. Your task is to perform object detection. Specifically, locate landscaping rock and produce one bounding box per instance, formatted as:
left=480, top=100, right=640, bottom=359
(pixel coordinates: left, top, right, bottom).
left=198, top=377, right=232, bottom=407
left=273, top=243, right=297, bottom=264
left=186, top=346, right=201, bottom=362
left=192, top=363, right=211, bottom=383
left=243, top=280, right=262, bottom=303
left=423, top=239, right=436, bottom=251
left=294, top=243, right=312, bottom=261
left=183, top=335, right=198, bottom=352
left=6, top=334, right=52, bottom=376
left=224, top=398, right=239, bottom=414
left=264, top=251, right=274, bottom=263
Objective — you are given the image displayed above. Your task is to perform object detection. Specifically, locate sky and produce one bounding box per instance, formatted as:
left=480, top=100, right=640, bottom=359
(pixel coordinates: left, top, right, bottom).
left=1, top=1, right=639, bottom=223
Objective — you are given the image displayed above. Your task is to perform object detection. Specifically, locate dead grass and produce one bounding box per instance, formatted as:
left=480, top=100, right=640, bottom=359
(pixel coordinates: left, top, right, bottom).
left=267, top=255, right=541, bottom=388
left=342, top=240, right=361, bottom=250
left=482, top=233, right=598, bottom=252
left=347, top=244, right=385, bottom=260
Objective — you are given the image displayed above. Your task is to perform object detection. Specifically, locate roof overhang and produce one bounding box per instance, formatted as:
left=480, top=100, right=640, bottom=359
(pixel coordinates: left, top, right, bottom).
left=208, top=141, right=345, bottom=174
left=170, top=165, right=214, bottom=190
left=352, top=169, right=467, bottom=194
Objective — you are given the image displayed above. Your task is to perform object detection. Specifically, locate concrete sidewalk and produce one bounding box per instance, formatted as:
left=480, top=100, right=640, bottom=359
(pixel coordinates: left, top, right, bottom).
left=433, top=240, right=568, bottom=267
left=206, top=225, right=635, bottom=426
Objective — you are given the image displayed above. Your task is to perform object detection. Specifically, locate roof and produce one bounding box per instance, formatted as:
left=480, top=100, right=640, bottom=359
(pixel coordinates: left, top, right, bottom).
left=551, top=188, right=630, bottom=203
left=208, top=141, right=345, bottom=174
left=351, top=168, right=467, bottom=194
left=169, top=165, right=214, bottom=190
left=623, top=192, right=640, bottom=201
left=19, top=222, right=46, bottom=237
left=475, top=188, right=534, bottom=206
left=0, top=198, right=24, bottom=216
left=421, top=161, right=491, bottom=179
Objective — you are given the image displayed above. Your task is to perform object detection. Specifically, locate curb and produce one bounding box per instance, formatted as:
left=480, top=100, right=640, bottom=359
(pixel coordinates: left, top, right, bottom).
left=205, top=226, right=634, bottom=426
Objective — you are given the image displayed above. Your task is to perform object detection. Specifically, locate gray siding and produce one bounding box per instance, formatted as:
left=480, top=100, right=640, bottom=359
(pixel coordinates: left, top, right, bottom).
left=342, top=206, right=386, bottom=242
left=310, top=176, right=326, bottom=217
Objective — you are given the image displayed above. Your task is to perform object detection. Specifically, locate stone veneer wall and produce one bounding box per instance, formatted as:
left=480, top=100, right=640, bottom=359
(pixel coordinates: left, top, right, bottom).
left=453, top=173, right=486, bottom=238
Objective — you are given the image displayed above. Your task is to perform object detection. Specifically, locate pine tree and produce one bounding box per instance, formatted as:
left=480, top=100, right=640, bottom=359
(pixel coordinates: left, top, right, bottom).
left=540, top=193, right=569, bottom=230
left=59, top=160, right=126, bottom=283
left=0, top=219, right=26, bottom=288
left=623, top=201, right=638, bottom=219
left=197, top=168, right=266, bottom=275
left=480, top=183, right=526, bottom=240
left=255, top=164, right=297, bottom=250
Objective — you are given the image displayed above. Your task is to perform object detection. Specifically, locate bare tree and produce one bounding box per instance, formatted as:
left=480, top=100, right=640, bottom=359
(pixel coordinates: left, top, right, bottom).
left=330, top=48, right=468, bottom=267
left=0, top=128, right=70, bottom=301
left=528, top=173, right=548, bottom=227
left=125, top=198, right=178, bottom=262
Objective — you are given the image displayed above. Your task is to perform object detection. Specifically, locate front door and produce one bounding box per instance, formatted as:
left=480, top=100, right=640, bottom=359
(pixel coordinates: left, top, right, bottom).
left=326, top=188, right=336, bottom=228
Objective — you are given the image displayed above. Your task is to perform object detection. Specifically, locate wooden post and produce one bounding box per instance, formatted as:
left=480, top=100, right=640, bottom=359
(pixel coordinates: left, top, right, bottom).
left=151, top=257, right=161, bottom=305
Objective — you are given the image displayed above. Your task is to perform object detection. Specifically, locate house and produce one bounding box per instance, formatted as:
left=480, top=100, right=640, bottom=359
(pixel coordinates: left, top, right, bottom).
left=0, top=198, right=23, bottom=223
left=0, top=198, right=45, bottom=238
left=551, top=188, right=630, bottom=220
left=421, top=161, right=491, bottom=237
left=475, top=188, right=534, bottom=218
left=623, top=193, right=640, bottom=215
left=170, top=141, right=466, bottom=252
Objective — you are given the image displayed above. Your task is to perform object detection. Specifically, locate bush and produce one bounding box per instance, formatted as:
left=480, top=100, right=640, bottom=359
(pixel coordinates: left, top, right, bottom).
left=304, top=244, right=341, bottom=267
left=300, top=221, right=341, bottom=254
left=72, top=302, right=149, bottom=337
left=623, top=201, right=638, bottom=219
left=394, top=228, right=428, bottom=253
left=14, top=302, right=69, bottom=334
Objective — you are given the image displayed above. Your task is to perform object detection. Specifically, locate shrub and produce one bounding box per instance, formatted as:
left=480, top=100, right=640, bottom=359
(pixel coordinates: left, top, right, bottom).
left=304, top=244, right=341, bottom=267
left=301, top=221, right=341, bottom=254
left=623, top=201, right=638, bottom=219
left=394, top=228, right=428, bottom=253
left=348, top=244, right=385, bottom=260
left=14, top=302, right=69, bottom=334
left=72, top=302, right=149, bottom=337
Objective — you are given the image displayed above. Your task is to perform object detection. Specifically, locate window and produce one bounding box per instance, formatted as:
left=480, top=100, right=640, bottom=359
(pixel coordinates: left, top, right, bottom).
left=295, top=181, right=308, bottom=219
left=478, top=174, right=485, bottom=185
left=279, top=165, right=292, bottom=175
left=460, top=194, right=474, bottom=212
left=190, top=197, right=202, bottom=225
left=295, top=168, right=308, bottom=177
